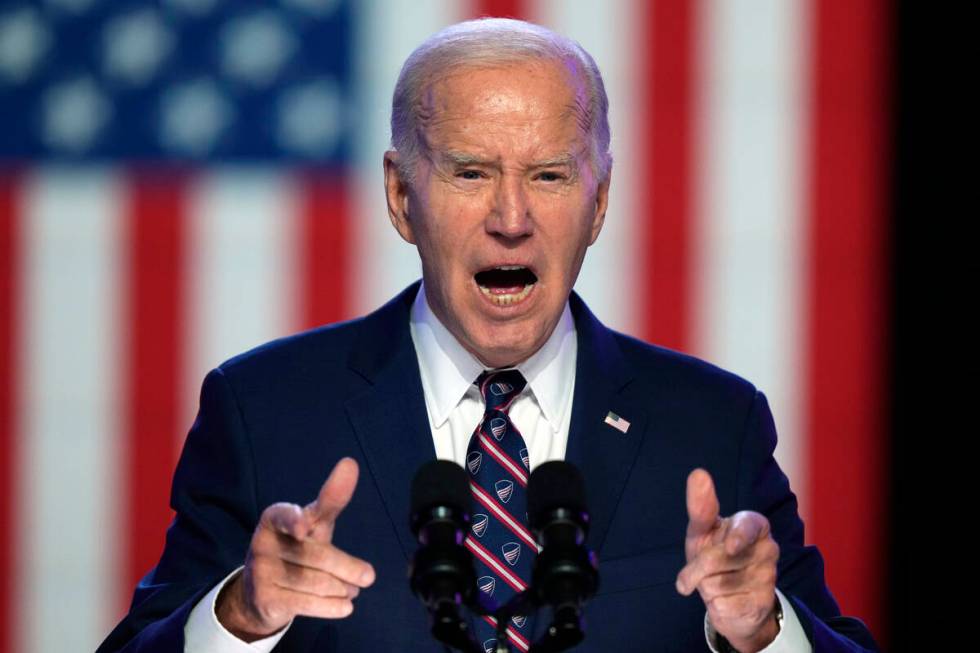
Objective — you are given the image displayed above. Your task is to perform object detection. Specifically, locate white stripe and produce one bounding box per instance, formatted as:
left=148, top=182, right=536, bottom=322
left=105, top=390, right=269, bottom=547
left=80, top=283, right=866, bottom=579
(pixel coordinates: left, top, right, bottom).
left=484, top=616, right=530, bottom=652
left=478, top=433, right=528, bottom=484
left=533, top=0, right=640, bottom=334
left=17, top=168, right=123, bottom=652
left=470, top=482, right=538, bottom=549
left=182, top=169, right=299, bottom=437
left=506, top=627, right=530, bottom=651
left=693, top=0, right=807, bottom=506
left=465, top=538, right=526, bottom=591
left=351, top=0, right=465, bottom=314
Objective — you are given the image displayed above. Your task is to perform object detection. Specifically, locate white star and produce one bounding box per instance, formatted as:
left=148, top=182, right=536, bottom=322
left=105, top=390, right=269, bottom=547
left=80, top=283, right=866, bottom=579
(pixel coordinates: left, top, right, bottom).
left=276, top=79, right=343, bottom=157
left=159, top=78, right=233, bottom=156
left=103, top=8, right=173, bottom=86
left=41, top=76, right=111, bottom=153
left=280, top=0, right=342, bottom=17
left=0, top=8, right=51, bottom=83
left=220, top=11, right=296, bottom=87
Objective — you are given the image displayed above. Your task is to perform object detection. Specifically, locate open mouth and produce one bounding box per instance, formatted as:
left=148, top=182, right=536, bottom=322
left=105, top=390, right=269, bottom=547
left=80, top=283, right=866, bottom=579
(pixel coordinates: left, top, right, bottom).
left=474, top=265, right=538, bottom=306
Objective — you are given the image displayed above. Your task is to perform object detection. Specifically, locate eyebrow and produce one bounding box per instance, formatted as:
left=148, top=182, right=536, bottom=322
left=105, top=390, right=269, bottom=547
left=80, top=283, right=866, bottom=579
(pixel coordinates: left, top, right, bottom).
left=440, top=151, right=578, bottom=169
left=441, top=151, right=493, bottom=167
left=529, top=154, right=577, bottom=169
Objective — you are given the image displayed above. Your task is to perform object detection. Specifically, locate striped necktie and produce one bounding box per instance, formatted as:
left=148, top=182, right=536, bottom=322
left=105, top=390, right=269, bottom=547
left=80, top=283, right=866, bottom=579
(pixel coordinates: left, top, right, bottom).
left=465, top=369, right=535, bottom=653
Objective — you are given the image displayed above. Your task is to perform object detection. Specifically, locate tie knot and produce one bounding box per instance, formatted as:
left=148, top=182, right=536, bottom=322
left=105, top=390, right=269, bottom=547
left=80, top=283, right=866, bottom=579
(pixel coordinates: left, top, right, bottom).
left=476, top=369, right=527, bottom=411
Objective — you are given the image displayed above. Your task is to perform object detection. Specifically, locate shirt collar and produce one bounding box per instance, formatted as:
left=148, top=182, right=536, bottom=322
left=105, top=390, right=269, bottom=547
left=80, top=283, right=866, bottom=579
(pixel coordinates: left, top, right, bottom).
left=409, top=282, right=576, bottom=431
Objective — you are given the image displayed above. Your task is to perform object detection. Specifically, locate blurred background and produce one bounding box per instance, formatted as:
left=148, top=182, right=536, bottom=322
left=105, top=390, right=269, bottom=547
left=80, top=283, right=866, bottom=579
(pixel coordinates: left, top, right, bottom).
left=0, top=0, right=904, bottom=651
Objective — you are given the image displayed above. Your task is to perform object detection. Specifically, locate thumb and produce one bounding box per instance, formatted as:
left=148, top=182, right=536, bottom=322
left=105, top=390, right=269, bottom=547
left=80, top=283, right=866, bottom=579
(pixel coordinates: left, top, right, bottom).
left=685, top=468, right=720, bottom=540
left=306, top=457, right=360, bottom=532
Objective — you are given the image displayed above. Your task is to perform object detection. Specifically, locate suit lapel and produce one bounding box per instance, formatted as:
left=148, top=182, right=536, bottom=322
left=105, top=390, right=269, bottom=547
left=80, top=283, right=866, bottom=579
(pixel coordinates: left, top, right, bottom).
left=565, top=294, right=648, bottom=556
left=345, top=283, right=435, bottom=560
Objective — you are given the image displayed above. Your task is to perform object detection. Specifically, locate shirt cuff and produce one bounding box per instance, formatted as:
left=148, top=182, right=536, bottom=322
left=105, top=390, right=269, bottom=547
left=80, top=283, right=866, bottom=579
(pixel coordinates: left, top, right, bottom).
left=703, top=588, right=812, bottom=653
left=184, top=567, right=292, bottom=653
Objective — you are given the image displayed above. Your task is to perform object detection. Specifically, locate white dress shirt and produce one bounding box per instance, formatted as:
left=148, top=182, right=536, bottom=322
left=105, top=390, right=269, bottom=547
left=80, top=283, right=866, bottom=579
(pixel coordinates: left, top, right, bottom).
left=409, top=283, right=577, bottom=471
left=184, top=283, right=809, bottom=653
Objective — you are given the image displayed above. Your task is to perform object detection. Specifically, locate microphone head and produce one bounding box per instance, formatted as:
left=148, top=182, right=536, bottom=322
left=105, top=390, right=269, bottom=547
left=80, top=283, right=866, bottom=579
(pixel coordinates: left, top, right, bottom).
left=408, top=460, right=477, bottom=617
left=410, top=459, right=470, bottom=517
left=527, top=461, right=587, bottom=530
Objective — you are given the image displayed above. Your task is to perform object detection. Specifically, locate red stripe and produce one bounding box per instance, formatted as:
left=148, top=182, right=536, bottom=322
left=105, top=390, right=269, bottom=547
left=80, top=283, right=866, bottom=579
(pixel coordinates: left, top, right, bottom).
left=806, top=0, right=888, bottom=640
left=472, top=0, right=526, bottom=19
left=465, top=537, right=527, bottom=592
left=299, top=172, right=351, bottom=329
left=478, top=432, right=528, bottom=485
left=0, top=172, right=21, bottom=653
left=640, top=0, right=699, bottom=352
left=121, top=171, right=187, bottom=612
left=470, top=482, right=537, bottom=548
left=481, top=616, right=530, bottom=651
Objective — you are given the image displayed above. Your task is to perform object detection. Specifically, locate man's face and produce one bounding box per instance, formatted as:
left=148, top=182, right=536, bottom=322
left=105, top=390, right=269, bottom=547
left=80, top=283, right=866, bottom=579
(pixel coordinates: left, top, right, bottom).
left=384, top=59, right=610, bottom=368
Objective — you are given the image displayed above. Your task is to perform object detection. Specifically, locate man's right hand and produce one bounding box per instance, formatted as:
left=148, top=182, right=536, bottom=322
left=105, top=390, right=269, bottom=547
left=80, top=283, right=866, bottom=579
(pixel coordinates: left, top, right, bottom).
left=215, top=457, right=376, bottom=641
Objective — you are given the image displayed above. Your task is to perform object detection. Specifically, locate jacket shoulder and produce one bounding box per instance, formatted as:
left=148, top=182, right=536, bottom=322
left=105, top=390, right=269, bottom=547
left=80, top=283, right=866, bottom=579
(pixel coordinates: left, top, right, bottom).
left=217, top=317, right=363, bottom=380
left=611, top=330, right=760, bottom=412
left=214, top=283, right=419, bottom=385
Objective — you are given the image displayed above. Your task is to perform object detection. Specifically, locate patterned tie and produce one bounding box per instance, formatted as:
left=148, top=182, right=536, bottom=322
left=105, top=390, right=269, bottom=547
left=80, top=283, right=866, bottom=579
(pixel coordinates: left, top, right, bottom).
left=465, top=369, right=535, bottom=653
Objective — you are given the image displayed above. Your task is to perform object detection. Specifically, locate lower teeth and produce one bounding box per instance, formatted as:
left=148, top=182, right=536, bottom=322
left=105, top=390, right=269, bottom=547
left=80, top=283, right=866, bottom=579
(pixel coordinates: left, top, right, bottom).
left=479, top=284, right=533, bottom=305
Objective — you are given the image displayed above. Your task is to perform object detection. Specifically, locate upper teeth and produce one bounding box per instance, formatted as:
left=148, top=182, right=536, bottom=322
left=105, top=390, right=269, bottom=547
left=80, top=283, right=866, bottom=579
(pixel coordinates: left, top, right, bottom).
left=496, top=265, right=524, bottom=271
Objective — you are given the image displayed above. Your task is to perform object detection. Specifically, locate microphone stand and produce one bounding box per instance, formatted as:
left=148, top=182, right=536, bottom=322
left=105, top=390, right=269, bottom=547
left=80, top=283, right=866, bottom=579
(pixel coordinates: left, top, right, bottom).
left=431, top=585, right=585, bottom=653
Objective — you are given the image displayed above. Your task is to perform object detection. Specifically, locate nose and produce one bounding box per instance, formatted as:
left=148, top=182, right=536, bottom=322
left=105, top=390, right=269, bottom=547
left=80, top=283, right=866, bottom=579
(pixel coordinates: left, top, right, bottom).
left=487, top=175, right=533, bottom=239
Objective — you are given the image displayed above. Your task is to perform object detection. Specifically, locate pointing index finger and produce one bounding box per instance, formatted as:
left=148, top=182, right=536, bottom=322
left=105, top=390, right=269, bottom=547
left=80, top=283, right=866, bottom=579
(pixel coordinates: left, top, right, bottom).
left=307, top=457, right=360, bottom=531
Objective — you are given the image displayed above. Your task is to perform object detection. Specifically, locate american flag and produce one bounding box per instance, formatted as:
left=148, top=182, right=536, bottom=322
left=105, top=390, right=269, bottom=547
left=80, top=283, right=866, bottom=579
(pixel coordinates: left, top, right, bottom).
left=603, top=411, right=631, bottom=434
left=0, top=0, right=889, bottom=650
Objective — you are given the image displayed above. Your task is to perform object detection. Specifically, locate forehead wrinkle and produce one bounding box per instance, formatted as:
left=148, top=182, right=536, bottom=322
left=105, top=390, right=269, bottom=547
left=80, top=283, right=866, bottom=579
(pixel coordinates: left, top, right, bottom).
left=425, top=64, right=582, bottom=126
left=561, top=96, right=592, bottom=140
left=414, top=79, right=458, bottom=161
left=415, top=62, right=593, bottom=170
left=560, top=55, right=594, bottom=135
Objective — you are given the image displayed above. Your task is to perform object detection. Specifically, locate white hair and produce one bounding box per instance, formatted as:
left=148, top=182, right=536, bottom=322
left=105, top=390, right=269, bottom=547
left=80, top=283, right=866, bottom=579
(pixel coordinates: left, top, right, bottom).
left=390, top=18, right=612, bottom=185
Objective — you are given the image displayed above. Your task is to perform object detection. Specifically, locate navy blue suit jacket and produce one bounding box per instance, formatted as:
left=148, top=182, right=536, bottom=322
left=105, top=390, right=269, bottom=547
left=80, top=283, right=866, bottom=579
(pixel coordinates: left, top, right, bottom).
left=99, top=282, right=878, bottom=652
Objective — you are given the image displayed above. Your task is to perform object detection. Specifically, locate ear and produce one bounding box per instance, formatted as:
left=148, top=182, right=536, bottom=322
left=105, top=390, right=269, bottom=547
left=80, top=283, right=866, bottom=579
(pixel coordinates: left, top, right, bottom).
left=588, top=169, right=611, bottom=245
left=384, top=150, right=415, bottom=244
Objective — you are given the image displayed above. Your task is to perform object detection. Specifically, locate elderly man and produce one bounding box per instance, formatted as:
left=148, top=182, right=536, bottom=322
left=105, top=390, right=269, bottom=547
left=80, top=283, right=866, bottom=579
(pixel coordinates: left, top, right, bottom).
left=99, top=18, right=877, bottom=653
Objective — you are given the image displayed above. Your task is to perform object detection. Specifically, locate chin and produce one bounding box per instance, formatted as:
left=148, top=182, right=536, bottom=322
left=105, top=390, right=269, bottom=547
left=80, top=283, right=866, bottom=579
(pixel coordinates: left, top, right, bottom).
left=469, top=329, right=543, bottom=368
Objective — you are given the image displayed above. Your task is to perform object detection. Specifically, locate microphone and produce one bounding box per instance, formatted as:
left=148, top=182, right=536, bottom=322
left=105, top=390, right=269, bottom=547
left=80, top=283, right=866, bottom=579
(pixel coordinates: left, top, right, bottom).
left=409, top=460, right=480, bottom=652
left=527, top=461, right=598, bottom=652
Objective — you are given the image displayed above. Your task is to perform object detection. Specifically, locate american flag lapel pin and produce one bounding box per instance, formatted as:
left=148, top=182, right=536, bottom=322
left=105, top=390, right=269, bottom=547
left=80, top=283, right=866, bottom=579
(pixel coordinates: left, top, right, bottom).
left=604, top=411, right=630, bottom=434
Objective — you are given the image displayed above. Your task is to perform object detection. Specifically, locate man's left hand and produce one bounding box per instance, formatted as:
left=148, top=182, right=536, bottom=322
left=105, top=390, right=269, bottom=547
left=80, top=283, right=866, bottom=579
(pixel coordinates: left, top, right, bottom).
left=675, top=469, right=781, bottom=653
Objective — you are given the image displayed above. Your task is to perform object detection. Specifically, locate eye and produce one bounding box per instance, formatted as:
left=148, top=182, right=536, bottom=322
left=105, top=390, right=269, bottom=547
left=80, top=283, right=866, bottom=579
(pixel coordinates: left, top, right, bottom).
left=456, top=169, right=483, bottom=180
left=536, top=171, right=565, bottom=182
